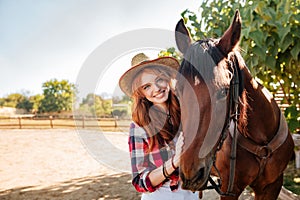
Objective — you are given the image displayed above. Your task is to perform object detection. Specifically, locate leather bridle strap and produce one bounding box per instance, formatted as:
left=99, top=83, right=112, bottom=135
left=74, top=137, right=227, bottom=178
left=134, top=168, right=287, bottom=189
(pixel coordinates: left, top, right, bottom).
left=210, top=56, right=241, bottom=196
left=229, top=112, right=288, bottom=159
left=226, top=57, right=240, bottom=194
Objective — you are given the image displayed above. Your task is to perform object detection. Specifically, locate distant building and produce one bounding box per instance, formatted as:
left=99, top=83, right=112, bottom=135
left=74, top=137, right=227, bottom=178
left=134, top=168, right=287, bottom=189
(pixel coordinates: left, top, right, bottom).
left=0, top=107, right=23, bottom=116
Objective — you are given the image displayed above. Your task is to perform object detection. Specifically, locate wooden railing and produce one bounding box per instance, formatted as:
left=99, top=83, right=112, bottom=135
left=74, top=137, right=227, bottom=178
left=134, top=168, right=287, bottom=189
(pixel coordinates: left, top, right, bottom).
left=0, top=115, right=131, bottom=130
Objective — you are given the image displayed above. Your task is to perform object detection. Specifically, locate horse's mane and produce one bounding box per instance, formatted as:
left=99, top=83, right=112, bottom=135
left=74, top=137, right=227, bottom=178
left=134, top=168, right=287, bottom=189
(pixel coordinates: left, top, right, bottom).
left=178, top=38, right=249, bottom=134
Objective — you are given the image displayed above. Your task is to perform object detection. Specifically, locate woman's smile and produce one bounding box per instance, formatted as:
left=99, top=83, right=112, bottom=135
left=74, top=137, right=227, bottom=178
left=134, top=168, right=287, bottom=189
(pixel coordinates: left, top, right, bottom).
left=139, top=72, right=170, bottom=106
left=153, top=89, right=166, bottom=98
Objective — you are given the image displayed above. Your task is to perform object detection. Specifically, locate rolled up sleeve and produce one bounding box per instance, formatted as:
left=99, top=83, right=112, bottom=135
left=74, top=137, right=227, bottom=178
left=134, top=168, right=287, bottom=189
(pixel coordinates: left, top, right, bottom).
left=128, top=123, right=163, bottom=192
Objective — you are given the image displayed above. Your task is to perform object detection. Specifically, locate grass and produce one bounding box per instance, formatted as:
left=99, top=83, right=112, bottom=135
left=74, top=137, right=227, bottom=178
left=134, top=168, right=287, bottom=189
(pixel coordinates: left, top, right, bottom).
left=283, top=160, right=300, bottom=195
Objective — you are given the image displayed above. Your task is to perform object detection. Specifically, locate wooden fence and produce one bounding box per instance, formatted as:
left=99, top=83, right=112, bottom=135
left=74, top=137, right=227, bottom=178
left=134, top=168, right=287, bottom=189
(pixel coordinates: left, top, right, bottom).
left=0, top=89, right=298, bottom=130
left=0, top=115, right=131, bottom=130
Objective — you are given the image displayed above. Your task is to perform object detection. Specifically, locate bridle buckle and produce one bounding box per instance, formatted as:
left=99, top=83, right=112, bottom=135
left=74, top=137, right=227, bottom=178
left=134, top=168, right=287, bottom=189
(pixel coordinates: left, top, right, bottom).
left=258, top=146, right=272, bottom=158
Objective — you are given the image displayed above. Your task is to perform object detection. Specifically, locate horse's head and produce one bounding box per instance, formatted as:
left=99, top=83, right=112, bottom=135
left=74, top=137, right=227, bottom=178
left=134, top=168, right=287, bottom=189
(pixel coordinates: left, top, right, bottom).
left=175, top=10, right=242, bottom=191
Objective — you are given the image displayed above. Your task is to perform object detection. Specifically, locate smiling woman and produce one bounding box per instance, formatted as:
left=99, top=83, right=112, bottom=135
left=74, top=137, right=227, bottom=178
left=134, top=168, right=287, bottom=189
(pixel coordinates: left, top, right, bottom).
left=118, top=53, right=199, bottom=199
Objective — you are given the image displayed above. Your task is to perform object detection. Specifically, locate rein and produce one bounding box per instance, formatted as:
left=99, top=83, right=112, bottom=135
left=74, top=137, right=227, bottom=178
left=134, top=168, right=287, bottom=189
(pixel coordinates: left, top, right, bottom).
left=226, top=56, right=240, bottom=194
left=204, top=55, right=241, bottom=196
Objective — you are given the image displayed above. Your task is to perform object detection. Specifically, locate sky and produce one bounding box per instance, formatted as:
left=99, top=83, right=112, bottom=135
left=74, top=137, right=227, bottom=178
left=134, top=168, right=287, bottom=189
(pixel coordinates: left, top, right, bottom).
left=0, top=0, right=202, bottom=98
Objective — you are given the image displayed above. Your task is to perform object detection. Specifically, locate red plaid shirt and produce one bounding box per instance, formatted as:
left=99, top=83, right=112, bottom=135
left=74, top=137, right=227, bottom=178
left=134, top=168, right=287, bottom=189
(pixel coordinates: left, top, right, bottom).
left=128, top=122, right=179, bottom=193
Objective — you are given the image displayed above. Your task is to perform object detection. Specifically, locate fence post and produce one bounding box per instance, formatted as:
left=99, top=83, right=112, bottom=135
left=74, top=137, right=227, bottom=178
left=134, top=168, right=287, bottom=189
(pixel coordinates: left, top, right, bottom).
left=49, top=116, right=53, bottom=128
left=18, top=117, right=22, bottom=129
left=82, top=115, right=85, bottom=128
left=114, top=117, right=118, bottom=128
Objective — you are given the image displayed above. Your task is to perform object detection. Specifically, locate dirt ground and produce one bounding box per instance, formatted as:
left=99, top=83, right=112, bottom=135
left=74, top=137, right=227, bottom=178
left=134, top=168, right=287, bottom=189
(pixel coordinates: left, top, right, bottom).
left=0, top=129, right=254, bottom=200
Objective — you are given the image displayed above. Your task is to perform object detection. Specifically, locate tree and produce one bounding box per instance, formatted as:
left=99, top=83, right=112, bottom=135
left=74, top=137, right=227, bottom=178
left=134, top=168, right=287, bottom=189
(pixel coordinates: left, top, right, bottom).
left=94, top=95, right=112, bottom=117
left=173, top=0, right=299, bottom=132
left=111, top=95, right=132, bottom=118
left=79, top=93, right=113, bottom=117
left=29, top=94, right=44, bottom=114
left=0, top=98, right=4, bottom=107
left=16, top=98, right=33, bottom=112
left=38, top=79, right=76, bottom=113
left=3, top=93, right=25, bottom=108
left=81, top=93, right=95, bottom=107
left=0, top=93, right=34, bottom=113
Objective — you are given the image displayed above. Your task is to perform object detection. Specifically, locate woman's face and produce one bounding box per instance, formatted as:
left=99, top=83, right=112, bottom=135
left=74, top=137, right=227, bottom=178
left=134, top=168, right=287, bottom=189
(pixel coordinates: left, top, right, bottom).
left=139, top=71, right=170, bottom=106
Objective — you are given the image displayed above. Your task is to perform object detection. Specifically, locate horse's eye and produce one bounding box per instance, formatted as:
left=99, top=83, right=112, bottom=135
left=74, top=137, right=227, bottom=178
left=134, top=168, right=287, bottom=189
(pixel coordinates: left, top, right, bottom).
left=217, top=88, right=228, bottom=100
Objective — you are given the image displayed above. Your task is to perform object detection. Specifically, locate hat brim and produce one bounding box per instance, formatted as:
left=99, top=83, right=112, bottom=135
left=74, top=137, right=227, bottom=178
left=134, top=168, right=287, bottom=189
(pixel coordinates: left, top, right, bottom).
left=119, top=57, right=180, bottom=97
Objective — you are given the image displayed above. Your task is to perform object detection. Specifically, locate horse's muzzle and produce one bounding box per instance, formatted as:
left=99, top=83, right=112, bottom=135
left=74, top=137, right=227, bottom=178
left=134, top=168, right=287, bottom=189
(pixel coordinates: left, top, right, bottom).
left=180, top=167, right=209, bottom=191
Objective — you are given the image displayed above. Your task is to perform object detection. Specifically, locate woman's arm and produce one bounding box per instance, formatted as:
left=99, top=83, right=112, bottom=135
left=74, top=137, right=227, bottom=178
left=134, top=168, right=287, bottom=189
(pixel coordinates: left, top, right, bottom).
left=148, top=157, right=177, bottom=187
left=129, top=123, right=162, bottom=192
left=148, top=132, right=183, bottom=187
left=129, top=123, right=183, bottom=192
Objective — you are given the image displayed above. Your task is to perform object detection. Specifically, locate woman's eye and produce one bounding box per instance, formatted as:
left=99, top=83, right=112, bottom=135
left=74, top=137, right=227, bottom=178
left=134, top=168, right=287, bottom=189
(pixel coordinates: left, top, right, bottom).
left=156, top=78, right=166, bottom=86
left=143, top=85, right=150, bottom=90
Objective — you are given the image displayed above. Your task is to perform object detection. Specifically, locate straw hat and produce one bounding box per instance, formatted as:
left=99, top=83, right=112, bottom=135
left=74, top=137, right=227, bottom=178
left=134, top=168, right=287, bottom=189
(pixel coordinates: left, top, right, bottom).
left=119, top=53, right=180, bottom=97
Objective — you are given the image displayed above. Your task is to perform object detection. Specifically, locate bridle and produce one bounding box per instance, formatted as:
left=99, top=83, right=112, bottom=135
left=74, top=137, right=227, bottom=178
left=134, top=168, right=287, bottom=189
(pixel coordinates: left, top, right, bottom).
left=179, top=40, right=243, bottom=196
left=183, top=40, right=288, bottom=197
left=203, top=53, right=242, bottom=197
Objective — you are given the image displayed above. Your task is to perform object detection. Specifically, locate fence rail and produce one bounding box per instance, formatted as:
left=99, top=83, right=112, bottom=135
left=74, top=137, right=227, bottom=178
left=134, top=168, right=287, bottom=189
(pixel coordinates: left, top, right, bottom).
left=0, top=116, right=131, bottom=130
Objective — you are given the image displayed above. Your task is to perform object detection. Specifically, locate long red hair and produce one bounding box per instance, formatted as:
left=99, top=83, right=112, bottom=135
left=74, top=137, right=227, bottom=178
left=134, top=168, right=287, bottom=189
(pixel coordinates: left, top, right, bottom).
left=131, top=67, right=181, bottom=151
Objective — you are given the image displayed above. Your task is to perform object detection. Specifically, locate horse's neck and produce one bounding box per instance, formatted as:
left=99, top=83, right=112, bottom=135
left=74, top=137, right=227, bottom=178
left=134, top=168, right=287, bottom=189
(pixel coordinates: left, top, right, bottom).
left=240, top=69, right=281, bottom=144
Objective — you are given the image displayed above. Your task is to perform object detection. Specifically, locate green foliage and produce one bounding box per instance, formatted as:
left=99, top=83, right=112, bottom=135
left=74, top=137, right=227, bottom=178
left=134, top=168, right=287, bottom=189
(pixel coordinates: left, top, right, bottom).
left=39, top=79, right=76, bottom=113
left=158, top=47, right=182, bottom=61
left=0, top=98, right=4, bottom=106
left=178, top=0, right=299, bottom=132
left=29, top=94, right=44, bottom=113
left=2, top=93, right=26, bottom=108
left=16, top=98, right=33, bottom=112
left=0, top=93, right=34, bottom=112
left=94, top=95, right=112, bottom=117
left=79, top=93, right=113, bottom=117
left=112, top=95, right=132, bottom=118
left=283, top=162, right=300, bottom=195
left=285, top=105, right=300, bottom=132
left=81, top=93, right=95, bottom=107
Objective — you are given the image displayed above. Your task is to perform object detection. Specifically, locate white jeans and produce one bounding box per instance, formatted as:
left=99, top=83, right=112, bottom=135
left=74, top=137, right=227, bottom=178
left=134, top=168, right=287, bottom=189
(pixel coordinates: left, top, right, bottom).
left=141, top=182, right=199, bottom=200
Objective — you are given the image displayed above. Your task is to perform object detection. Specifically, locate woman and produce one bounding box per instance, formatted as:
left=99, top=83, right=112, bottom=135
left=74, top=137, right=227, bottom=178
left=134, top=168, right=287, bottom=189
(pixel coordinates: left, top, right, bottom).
left=119, top=53, right=198, bottom=200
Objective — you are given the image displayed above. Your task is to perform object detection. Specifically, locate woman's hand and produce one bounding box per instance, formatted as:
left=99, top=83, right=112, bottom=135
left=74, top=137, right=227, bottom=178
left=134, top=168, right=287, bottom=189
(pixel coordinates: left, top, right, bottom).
left=173, top=132, right=184, bottom=168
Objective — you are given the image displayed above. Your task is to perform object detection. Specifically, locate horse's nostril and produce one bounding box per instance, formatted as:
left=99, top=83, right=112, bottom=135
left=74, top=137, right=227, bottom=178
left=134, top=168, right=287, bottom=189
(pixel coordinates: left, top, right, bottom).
left=180, top=167, right=207, bottom=190
left=195, top=167, right=205, bottom=181
left=181, top=167, right=205, bottom=184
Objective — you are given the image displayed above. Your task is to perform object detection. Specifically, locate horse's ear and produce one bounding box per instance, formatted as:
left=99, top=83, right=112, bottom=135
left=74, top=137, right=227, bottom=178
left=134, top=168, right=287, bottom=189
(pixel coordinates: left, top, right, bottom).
left=217, top=10, right=241, bottom=55
left=175, top=18, right=192, bottom=55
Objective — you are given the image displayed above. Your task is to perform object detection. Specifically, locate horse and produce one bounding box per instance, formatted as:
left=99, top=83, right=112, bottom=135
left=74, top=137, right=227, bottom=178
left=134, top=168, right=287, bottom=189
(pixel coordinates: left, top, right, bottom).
left=174, top=10, right=295, bottom=199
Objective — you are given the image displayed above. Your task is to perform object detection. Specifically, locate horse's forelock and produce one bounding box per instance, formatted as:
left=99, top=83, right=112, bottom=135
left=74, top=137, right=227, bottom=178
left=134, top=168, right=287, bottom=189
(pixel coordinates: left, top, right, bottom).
left=179, top=39, right=232, bottom=90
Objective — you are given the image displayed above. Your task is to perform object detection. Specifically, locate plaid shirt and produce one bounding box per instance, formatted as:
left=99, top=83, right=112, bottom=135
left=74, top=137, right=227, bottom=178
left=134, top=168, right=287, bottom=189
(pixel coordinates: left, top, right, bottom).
left=128, top=122, right=179, bottom=193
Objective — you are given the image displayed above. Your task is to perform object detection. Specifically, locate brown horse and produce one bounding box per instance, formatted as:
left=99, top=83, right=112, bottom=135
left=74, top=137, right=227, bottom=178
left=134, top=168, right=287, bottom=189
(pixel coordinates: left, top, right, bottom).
left=175, top=10, right=295, bottom=199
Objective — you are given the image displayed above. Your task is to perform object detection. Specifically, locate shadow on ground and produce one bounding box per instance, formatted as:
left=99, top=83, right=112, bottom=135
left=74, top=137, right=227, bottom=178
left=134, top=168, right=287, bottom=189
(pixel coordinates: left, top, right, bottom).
left=0, top=173, right=141, bottom=200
